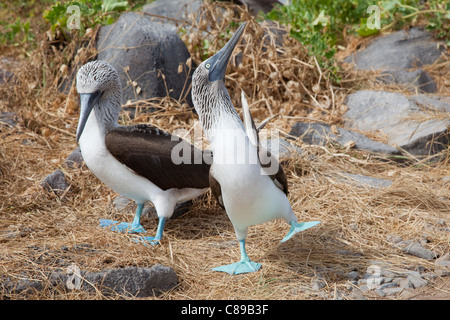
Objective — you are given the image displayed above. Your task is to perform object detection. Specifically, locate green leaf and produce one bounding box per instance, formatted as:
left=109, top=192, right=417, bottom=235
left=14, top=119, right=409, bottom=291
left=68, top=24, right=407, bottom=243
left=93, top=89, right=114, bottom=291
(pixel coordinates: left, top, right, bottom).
left=43, top=2, right=66, bottom=25
left=312, top=10, right=329, bottom=27
left=101, top=0, right=129, bottom=12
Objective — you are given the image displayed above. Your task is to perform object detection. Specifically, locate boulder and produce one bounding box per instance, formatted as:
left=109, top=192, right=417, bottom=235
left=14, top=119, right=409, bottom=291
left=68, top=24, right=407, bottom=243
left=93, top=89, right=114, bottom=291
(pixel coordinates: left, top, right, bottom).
left=344, top=28, right=445, bottom=71
left=288, top=122, right=399, bottom=154
left=4, top=264, right=177, bottom=298
left=344, top=28, right=445, bottom=93
left=378, top=69, right=437, bottom=93
left=68, top=264, right=177, bottom=297
left=97, top=12, right=194, bottom=107
left=142, top=0, right=202, bottom=24
left=344, top=91, right=450, bottom=156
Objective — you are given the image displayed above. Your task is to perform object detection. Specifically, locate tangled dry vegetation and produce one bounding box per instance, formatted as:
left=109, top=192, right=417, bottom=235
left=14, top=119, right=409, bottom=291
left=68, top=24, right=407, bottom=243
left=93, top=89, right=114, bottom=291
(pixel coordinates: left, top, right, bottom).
left=0, top=2, right=449, bottom=299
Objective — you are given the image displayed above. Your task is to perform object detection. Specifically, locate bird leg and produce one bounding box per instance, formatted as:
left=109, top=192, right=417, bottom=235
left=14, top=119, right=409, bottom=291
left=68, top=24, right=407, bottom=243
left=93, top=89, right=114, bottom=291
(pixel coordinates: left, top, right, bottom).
left=135, top=217, right=166, bottom=246
left=212, top=240, right=261, bottom=275
left=280, top=220, right=320, bottom=243
left=99, top=203, right=146, bottom=233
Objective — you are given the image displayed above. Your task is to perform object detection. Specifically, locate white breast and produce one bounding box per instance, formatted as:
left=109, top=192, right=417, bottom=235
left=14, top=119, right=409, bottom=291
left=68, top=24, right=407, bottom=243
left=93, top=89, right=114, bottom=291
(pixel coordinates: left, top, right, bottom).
left=210, top=116, right=294, bottom=232
left=78, top=109, right=161, bottom=203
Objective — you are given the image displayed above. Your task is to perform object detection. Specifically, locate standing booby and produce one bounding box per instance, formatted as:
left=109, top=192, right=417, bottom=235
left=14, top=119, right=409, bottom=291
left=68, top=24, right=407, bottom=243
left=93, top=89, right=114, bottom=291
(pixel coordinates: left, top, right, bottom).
left=75, top=60, right=211, bottom=245
left=191, top=22, right=320, bottom=274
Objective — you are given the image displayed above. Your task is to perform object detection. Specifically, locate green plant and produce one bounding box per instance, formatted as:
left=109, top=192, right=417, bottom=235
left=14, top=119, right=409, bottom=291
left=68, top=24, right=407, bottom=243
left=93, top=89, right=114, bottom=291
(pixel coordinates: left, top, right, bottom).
left=43, top=0, right=130, bottom=34
left=266, top=0, right=449, bottom=81
left=0, top=18, right=35, bottom=45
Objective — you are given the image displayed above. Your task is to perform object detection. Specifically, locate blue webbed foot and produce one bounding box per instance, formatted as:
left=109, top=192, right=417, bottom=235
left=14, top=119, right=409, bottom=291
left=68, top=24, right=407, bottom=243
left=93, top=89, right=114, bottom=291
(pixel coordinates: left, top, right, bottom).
left=280, top=221, right=320, bottom=243
left=99, top=203, right=146, bottom=234
left=212, top=260, right=261, bottom=275
left=133, top=236, right=160, bottom=246
left=132, top=217, right=166, bottom=246
left=99, top=219, right=146, bottom=233
left=212, top=239, right=261, bottom=275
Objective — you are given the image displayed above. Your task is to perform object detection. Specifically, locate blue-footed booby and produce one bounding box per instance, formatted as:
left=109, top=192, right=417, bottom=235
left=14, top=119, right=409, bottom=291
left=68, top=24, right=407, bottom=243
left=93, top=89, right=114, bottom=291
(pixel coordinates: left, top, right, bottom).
left=191, top=22, right=320, bottom=274
left=75, top=60, right=210, bottom=245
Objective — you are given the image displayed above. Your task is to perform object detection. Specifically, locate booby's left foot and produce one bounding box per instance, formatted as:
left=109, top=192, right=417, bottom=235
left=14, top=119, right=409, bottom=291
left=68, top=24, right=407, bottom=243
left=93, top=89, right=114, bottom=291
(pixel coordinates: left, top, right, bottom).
left=280, top=221, right=320, bottom=243
left=99, top=219, right=146, bottom=233
left=133, top=217, right=166, bottom=246
left=212, top=240, right=261, bottom=275
left=99, top=203, right=146, bottom=233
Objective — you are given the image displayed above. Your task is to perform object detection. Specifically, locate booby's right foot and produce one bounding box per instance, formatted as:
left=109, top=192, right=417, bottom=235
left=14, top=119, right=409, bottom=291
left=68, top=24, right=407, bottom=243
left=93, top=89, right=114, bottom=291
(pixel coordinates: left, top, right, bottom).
left=212, top=260, right=261, bottom=275
left=280, top=221, right=320, bottom=243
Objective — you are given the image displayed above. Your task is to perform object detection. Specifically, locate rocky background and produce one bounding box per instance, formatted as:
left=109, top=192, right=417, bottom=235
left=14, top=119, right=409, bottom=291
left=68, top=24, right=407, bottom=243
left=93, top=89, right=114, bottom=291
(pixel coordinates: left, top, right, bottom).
left=0, top=0, right=449, bottom=300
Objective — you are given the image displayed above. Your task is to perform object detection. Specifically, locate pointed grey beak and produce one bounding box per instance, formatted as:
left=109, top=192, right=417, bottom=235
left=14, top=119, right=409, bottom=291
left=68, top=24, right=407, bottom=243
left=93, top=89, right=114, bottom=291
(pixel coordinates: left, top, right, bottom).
left=207, top=22, right=247, bottom=82
left=76, top=92, right=101, bottom=143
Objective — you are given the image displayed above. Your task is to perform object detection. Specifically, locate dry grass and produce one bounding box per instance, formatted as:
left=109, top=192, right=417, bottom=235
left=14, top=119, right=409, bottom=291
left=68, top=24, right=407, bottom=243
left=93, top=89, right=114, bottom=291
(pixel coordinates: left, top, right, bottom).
left=0, top=2, right=449, bottom=300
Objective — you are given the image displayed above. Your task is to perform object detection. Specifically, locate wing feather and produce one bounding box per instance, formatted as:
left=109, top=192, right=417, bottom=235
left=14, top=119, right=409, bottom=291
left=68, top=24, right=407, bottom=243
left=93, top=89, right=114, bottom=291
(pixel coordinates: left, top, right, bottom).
left=105, top=125, right=211, bottom=191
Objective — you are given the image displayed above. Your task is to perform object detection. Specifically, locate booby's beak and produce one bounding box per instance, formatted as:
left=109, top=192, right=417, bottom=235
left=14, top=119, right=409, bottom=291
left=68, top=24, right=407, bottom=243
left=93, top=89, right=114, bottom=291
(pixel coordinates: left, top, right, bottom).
left=76, top=91, right=101, bottom=143
left=207, top=22, right=247, bottom=82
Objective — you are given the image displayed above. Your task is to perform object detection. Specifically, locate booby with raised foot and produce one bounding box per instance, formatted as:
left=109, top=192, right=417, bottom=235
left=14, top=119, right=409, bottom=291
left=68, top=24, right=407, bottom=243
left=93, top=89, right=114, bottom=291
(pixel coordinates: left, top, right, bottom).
left=191, top=22, right=320, bottom=274
left=75, top=60, right=211, bottom=245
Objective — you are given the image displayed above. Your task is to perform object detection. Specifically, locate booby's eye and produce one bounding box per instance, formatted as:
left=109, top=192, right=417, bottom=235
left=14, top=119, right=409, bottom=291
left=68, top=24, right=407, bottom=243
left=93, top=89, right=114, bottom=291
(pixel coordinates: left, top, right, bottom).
left=205, top=63, right=211, bottom=69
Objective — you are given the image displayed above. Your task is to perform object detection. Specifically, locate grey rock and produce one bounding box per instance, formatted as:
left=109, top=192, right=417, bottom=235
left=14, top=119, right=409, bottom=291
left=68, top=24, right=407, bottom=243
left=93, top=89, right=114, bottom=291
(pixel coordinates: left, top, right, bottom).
left=97, top=12, right=194, bottom=107
left=289, top=122, right=399, bottom=154
left=357, top=284, right=370, bottom=293
left=142, top=0, right=202, bottom=24
left=51, top=264, right=177, bottom=297
left=350, top=287, right=367, bottom=300
left=434, top=252, right=450, bottom=266
left=344, top=91, right=450, bottom=156
left=436, top=261, right=450, bottom=268
left=40, top=169, right=69, bottom=195
left=344, top=28, right=445, bottom=70
left=422, top=272, right=437, bottom=280
left=2, top=277, right=44, bottom=296
left=0, top=69, right=15, bottom=84
left=435, top=269, right=450, bottom=277
left=396, top=278, right=414, bottom=289
left=378, top=282, right=398, bottom=290
left=346, top=271, right=360, bottom=281
left=378, top=69, right=437, bottom=93
left=406, top=274, right=428, bottom=289
left=337, top=172, right=392, bottom=189
left=262, top=137, right=303, bottom=159
left=239, top=0, right=281, bottom=14
left=0, top=111, right=19, bottom=130
left=310, top=278, right=326, bottom=291
left=401, top=240, right=438, bottom=260
left=65, top=146, right=83, bottom=169
left=386, top=234, right=403, bottom=244
left=379, top=287, right=403, bottom=297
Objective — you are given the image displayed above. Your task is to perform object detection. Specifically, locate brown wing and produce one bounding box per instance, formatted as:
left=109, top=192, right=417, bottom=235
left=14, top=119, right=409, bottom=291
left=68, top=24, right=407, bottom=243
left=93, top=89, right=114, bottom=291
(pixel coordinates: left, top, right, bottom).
left=105, top=125, right=211, bottom=191
left=259, top=146, right=288, bottom=195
